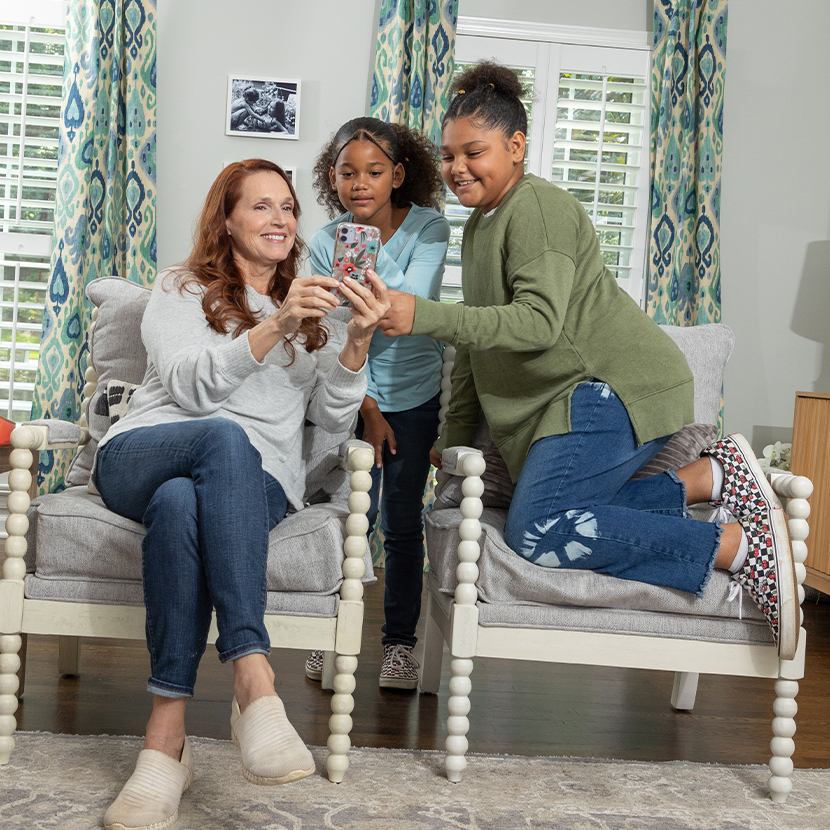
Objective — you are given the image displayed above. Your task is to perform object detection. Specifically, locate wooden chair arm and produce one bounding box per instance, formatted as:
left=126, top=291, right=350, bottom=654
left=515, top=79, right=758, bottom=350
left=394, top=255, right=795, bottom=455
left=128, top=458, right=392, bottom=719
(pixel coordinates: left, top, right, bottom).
left=768, top=471, right=813, bottom=609
left=438, top=446, right=486, bottom=614
left=338, top=439, right=374, bottom=601
left=11, top=422, right=89, bottom=455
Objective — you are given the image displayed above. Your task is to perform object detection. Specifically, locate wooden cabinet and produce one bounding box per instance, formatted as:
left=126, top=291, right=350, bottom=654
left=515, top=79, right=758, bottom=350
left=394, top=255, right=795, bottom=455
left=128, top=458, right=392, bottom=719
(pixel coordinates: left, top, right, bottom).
left=791, top=392, right=830, bottom=594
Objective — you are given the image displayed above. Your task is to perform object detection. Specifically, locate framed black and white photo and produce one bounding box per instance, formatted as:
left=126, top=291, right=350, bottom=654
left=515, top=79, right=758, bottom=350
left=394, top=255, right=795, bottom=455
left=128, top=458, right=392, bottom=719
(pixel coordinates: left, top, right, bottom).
left=226, top=76, right=300, bottom=139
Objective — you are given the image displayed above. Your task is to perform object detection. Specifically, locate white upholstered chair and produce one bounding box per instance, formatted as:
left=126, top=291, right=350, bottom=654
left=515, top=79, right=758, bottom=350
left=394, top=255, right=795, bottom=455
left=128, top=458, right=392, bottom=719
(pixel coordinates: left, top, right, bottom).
left=0, top=276, right=376, bottom=782
left=420, top=325, right=813, bottom=803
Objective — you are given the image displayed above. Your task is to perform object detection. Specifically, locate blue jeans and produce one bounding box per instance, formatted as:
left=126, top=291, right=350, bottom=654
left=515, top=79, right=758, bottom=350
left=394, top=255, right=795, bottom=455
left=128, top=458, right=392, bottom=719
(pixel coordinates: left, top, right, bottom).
left=356, top=392, right=440, bottom=647
left=94, top=418, right=288, bottom=698
left=503, top=382, right=720, bottom=596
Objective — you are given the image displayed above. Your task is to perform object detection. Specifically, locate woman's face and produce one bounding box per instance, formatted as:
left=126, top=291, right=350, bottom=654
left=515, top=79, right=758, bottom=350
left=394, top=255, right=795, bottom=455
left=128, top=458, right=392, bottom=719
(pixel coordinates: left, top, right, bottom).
left=440, top=116, right=526, bottom=214
left=225, top=171, right=297, bottom=278
left=329, top=139, right=404, bottom=223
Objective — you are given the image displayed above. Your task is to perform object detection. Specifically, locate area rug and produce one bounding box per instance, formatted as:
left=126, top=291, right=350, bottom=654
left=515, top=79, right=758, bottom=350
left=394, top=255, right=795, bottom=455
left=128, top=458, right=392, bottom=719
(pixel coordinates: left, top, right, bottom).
left=2, top=732, right=829, bottom=830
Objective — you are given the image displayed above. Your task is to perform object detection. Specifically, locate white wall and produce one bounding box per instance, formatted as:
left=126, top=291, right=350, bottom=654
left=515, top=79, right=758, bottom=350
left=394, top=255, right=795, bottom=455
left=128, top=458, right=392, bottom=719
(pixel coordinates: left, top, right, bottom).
left=156, top=0, right=381, bottom=270
left=720, top=0, right=830, bottom=449
left=157, top=0, right=830, bottom=450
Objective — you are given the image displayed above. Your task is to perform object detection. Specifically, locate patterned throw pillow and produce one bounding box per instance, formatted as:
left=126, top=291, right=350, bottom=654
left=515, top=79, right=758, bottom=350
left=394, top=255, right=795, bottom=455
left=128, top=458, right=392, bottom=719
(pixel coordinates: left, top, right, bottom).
left=629, top=423, right=718, bottom=480
left=106, top=381, right=139, bottom=424
left=64, top=379, right=141, bottom=488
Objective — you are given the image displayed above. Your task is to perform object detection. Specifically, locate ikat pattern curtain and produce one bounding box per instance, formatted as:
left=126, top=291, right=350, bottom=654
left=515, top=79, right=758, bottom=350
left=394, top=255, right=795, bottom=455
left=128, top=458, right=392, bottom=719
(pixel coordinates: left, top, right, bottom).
left=647, top=0, right=728, bottom=326
left=32, top=0, right=157, bottom=493
left=370, top=0, right=459, bottom=147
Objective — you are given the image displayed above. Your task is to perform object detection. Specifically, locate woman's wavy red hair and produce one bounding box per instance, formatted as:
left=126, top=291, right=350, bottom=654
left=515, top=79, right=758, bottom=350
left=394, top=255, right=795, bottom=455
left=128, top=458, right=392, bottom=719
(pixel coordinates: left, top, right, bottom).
left=180, top=159, right=328, bottom=359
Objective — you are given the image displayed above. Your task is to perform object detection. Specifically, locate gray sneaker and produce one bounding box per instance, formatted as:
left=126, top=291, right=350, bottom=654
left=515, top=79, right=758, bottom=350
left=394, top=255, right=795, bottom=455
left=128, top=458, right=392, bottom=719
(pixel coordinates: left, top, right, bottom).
left=379, top=643, right=420, bottom=690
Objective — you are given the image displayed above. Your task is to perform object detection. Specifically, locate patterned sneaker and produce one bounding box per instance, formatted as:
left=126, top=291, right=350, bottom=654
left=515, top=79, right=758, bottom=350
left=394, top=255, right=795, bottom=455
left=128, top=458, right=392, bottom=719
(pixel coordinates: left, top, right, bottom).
left=379, top=644, right=420, bottom=690
left=734, top=507, right=799, bottom=660
left=702, top=433, right=782, bottom=516
left=305, top=650, right=324, bottom=681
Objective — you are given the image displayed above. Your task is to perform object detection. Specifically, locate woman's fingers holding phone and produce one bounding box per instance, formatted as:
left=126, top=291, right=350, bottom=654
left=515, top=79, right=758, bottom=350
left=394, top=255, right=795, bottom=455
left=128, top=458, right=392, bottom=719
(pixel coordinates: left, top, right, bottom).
left=291, top=275, right=341, bottom=312
left=342, top=270, right=390, bottom=332
left=275, top=276, right=339, bottom=332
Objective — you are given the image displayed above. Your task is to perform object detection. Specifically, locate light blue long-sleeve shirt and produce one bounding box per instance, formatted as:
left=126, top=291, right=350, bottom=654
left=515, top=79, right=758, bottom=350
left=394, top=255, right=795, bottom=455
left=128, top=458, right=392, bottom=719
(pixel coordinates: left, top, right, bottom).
left=308, top=205, right=448, bottom=412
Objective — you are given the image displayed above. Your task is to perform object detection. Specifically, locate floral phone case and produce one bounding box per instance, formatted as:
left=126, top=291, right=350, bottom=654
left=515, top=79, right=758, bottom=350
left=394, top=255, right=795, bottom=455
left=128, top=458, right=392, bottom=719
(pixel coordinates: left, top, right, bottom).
left=330, top=222, right=381, bottom=306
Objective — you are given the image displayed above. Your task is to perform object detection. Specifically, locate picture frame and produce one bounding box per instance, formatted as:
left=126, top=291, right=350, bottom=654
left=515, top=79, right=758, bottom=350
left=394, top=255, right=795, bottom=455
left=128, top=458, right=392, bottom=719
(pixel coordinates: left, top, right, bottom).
left=226, top=76, right=301, bottom=140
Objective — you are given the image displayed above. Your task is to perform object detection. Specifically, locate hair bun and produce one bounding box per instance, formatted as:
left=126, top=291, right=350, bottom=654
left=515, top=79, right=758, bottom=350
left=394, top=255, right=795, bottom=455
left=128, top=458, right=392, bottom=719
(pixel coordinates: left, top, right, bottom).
left=450, top=61, right=524, bottom=99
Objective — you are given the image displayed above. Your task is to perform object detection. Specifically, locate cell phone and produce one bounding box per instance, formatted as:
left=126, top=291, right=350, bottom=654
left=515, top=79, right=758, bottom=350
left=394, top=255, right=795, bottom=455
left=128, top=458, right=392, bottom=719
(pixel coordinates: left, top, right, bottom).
left=330, top=222, right=381, bottom=307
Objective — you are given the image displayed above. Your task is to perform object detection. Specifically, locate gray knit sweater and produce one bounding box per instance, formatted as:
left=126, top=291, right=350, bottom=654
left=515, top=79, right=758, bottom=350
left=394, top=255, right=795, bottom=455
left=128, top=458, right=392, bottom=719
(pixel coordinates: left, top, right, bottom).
left=99, top=268, right=368, bottom=510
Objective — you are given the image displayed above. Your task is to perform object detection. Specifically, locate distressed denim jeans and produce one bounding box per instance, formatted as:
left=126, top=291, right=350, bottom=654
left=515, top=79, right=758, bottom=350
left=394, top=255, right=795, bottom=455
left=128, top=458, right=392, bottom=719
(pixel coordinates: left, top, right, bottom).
left=94, top=418, right=288, bottom=698
left=503, top=381, right=721, bottom=596
left=356, top=391, right=440, bottom=647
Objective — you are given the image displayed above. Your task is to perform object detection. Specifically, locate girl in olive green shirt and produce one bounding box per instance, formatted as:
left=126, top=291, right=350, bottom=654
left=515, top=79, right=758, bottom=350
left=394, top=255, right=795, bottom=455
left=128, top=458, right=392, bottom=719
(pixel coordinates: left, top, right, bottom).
left=378, top=62, right=798, bottom=659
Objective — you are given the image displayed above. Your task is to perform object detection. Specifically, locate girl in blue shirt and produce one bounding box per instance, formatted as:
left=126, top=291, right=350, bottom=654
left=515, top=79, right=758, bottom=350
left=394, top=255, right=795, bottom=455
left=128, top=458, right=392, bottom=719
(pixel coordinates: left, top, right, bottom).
left=307, top=117, right=449, bottom=688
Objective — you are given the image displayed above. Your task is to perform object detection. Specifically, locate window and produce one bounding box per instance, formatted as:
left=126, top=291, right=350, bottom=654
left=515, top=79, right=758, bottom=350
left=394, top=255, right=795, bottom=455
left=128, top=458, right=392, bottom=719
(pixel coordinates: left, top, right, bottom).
left=0, top=0, right=66, bottom=421
left=443, top=20, right=651, bottom=306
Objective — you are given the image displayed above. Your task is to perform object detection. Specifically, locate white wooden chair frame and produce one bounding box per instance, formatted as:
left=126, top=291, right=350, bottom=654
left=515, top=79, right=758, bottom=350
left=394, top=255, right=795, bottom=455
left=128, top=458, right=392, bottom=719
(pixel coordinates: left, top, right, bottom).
left=0, top=347, right=375, bottom=782
left=421, top=350, right=813, bottom=803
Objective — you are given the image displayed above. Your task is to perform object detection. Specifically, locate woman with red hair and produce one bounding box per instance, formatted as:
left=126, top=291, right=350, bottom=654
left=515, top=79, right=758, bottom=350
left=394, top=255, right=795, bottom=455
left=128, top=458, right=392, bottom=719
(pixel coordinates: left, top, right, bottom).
left=95, top=159, right=388, bottom=830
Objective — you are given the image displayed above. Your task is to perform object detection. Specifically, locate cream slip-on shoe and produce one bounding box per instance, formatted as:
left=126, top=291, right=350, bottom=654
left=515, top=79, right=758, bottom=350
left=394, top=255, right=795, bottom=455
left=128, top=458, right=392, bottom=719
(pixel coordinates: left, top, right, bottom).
left=230, top=695, right=315, bottom=785
left=104, top=736, right=194, bottom=830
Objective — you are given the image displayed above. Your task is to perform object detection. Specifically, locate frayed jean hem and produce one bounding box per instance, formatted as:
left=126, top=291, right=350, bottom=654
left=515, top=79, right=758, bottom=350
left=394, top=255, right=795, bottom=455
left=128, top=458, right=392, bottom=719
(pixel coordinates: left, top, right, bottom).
left=694, top=520, right=723, bottom=598
left=664, top=469, right=690, bottom=519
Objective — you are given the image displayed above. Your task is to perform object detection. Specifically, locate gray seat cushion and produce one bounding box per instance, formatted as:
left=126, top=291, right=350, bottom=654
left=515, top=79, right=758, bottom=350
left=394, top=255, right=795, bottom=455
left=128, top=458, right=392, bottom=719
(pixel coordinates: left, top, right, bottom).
left=425, top=507, right=768, bottom=639
left=25, top=487, right=375, bottom=615
left=425, top=572, right=773, bottom=645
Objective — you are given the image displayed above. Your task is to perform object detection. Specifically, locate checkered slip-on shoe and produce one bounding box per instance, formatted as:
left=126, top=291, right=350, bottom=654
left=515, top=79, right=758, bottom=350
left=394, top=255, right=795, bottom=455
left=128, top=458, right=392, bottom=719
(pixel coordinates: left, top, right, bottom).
left=305, top=650, right=323, bottom=681
left=379, top=643, right=420, bottom=690
left=702, top=433, right=782, bottom=517
left=734, top=507, right=799, bottom=660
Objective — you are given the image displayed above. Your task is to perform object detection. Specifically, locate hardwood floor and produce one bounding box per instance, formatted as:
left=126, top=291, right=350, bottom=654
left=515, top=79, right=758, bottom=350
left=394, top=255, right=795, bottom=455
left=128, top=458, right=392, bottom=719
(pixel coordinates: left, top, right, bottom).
left=13, top=572, right=830, bottom=768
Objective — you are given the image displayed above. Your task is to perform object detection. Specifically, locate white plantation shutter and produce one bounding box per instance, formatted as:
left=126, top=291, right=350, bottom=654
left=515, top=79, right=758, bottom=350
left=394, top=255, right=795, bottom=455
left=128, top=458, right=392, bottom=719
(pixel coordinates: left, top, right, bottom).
left=446, top=24, right=651, bottom=306
left=0, top=1, right=66, bottom=421
left=552, top=70, right=649, bottom=295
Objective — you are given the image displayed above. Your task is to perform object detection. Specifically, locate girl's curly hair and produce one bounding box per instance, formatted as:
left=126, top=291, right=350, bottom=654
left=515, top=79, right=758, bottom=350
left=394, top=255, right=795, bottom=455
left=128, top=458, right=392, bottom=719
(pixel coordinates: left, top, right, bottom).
left=177, top=158, right=327, bottom=361
left=312, top=117, right=444, bottom=218
left=443, top=61, right=528, bottom=139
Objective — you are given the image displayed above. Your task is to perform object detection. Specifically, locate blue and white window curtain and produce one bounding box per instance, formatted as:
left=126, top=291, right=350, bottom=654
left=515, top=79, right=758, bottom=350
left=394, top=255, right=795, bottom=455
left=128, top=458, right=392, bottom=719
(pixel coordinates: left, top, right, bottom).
left=32, top=0, right=157, bottom=493
left=370, top=0, right=459, bottom=147
left=647, top=0, right=728, bottom=326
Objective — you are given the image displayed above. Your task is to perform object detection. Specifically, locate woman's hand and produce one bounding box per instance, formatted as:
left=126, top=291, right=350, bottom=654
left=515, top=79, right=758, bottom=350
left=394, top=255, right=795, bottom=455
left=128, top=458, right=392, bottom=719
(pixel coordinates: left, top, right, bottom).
left=248, top=275, right=340, bottom=362
left=337, top=269, right=391, bottom=371
left=377, top=289, right=416, bottom=337
left=360, top=397, right=395, bottom=468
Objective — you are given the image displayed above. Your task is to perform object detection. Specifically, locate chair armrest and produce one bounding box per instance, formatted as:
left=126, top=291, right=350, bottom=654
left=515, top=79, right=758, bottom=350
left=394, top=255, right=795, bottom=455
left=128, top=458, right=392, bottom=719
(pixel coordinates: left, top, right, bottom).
left=338, top=439, right=374, bottom=473
left=337, top=438, right=374, bottom=604
left=11, top=420, right=89, bottom=454
left=440, top=446, right=484, bottom=477
left=437, top=447, right=487, bottom=610
left=768, top=471, right=813, bottom=606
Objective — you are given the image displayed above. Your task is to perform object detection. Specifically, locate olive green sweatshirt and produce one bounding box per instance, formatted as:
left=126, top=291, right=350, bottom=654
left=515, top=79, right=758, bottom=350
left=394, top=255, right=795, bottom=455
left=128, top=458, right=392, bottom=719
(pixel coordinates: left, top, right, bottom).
left=412, top=174, right=694, bottom=482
